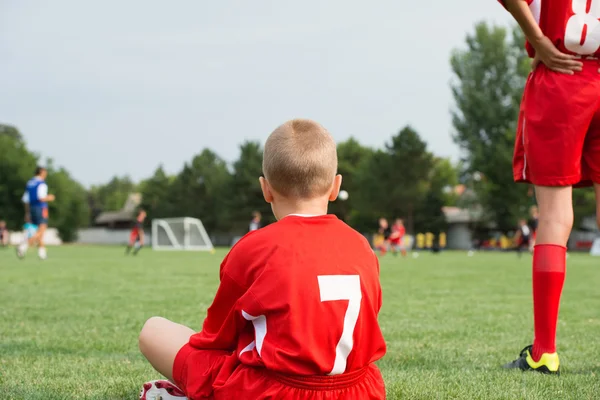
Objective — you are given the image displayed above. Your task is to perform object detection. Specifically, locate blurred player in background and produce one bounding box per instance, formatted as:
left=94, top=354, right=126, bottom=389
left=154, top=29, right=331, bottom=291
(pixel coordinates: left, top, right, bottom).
left=249, top=211, right=261, bottom=232
left=513, top=219, right=532, bottom=257
left=138, top=119, right=386, bottom=399
left=425, top=232, right=434, bottom=250
left=375, top=218, right=391, bottom=256
left=126, top=209, right=146, bottom=255
left=528, top=205, right=539, bottom=252
left=18, top=166, right=55, bottom=260
left=0, top=220, right=8, bottom=247
left=389, top=219, right=407, bottom=256
left=416, top=232, right=425, bottom=250
left=500, top=0, right=598, bottom=374
left=439, top=232, right=447, bottom=250
left=22, top=222, right=38, bottom=244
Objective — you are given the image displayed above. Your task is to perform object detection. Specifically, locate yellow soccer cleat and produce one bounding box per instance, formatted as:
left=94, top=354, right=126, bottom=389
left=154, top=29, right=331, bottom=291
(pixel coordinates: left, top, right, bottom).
left=503, top=345, right=560, bottom=375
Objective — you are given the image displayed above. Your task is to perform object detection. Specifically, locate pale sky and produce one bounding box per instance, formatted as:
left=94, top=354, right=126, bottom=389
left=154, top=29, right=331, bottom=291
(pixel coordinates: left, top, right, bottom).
left=0, top=1, right=513, bottom=186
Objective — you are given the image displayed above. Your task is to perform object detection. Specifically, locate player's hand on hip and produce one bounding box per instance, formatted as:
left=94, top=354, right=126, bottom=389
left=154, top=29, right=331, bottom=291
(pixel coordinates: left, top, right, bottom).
left=531, top=36, right=582, bottom=74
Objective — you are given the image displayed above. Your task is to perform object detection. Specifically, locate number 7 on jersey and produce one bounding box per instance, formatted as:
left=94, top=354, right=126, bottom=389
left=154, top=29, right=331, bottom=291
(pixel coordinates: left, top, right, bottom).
left=317, top=275, right=362, bottom=375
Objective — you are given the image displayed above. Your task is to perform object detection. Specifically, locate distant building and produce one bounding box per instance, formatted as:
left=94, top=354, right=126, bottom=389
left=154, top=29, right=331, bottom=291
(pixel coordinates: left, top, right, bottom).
left=442, top=206, right=485, bottom=250
left=94, top=193, right=142, bottom=229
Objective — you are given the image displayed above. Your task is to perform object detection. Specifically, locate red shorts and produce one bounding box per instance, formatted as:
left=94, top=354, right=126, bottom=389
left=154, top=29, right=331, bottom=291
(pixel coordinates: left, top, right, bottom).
left=514, top=60, right=600, bottom=187
left=129, top=228, right=140, bottom=243
left=389, top=238, right=401, bottom=246
left=173, top=343, right=386, bottom=400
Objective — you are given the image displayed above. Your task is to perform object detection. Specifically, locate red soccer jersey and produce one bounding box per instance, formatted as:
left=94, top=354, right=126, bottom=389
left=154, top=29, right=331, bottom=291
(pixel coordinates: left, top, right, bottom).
left=500, top=0, right=600, bottom=57
left=389, top=225, right=405, bottom=244
left=188, top=214, right=386, bottom=376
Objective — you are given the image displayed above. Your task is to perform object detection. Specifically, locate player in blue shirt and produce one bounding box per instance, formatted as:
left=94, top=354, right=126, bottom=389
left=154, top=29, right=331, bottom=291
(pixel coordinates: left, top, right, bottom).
left=18, top=166, right=55, bottom=260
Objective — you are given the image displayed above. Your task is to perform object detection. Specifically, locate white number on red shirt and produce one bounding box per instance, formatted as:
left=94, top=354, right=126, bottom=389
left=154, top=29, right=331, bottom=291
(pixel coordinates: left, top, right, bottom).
left=565, top=0, right=600, bottom=54
left=317, top=275, right=362, bottom=375
left=240, top=275, right=362, bottom=376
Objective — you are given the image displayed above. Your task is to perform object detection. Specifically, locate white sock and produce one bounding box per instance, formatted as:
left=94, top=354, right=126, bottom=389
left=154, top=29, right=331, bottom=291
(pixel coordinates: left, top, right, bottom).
left=38, top=247, right=47, bottom=260
left=19, top=241, right=29, bottom=253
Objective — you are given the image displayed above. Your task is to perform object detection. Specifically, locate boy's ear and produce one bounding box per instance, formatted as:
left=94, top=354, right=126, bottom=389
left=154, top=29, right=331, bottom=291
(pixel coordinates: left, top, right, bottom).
left=329, top=174, right=343, bottom=201
left=259, top=177, right=274, bottom=203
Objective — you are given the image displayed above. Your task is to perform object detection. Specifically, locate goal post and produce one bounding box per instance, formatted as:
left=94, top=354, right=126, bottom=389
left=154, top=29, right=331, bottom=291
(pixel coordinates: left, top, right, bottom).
left=152, top=217, right=214, bottom=251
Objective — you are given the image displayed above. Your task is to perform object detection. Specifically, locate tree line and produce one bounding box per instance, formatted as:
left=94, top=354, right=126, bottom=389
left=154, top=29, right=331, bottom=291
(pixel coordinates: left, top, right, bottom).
left=1, top=22, right=596, bottom=241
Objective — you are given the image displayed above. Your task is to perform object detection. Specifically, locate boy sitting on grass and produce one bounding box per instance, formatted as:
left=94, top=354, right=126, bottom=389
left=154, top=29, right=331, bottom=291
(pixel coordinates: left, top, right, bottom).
left=138, top=119, right=387, bottom=400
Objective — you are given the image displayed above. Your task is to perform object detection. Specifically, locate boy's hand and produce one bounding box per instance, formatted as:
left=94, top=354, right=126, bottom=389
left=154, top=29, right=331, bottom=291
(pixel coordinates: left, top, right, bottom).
left=530, top=35, right=583, bottom=74
left=47, top=194, right=56, bottom=202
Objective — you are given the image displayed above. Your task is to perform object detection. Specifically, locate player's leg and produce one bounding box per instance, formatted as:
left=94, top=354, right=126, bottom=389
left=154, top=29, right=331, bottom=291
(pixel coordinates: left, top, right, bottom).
left=504, top=62, right=594, bottom=373
left=133, top=233, right=144, bottom=255
left=376, top=239, right=387, bottom=256
left=531, top=186, right=571, bottom=356
left=504, top=186, right=570, bottom=374
left=36, top=223, right=48, bottom=259
left=139, top=317, right=195, bottom=381
left=126, top=229, right=137, bottom=254
left=19, top=209, right=41, bottom=257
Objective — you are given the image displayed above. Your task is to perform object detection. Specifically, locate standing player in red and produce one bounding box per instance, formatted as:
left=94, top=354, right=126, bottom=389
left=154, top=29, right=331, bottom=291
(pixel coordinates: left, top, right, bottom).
left=500, top=0, right=600, bottom=374
left=137, top=119, right=386, bottom=400
left=126, top=209, right=146, bottom=256
left=389, top=219, right=407, bottom=257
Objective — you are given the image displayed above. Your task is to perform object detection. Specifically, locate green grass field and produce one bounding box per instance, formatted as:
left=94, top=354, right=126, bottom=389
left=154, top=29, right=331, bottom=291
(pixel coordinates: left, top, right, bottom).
left=1, top=247, right=600, bottom=399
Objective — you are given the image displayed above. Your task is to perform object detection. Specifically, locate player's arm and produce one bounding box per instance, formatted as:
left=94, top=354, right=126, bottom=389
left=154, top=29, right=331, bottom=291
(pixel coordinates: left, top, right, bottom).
left=188, top=253, right=248, bottom=350
left=37, top=183, right=55, bottom=202
left=137, top=229, right=145, bottom=245
left=502, top=0, right=582, bottom=74
left=514, top=229, right=522, bottom=243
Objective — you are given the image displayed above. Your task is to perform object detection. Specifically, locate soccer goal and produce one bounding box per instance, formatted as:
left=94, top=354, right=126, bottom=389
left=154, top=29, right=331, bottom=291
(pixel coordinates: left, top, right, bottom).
left=152, top=217, right=214, bottom=251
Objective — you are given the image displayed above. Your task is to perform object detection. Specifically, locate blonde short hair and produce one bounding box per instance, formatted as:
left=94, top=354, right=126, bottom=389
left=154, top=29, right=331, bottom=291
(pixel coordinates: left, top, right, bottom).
left=263, top=119, right=337, bottom=199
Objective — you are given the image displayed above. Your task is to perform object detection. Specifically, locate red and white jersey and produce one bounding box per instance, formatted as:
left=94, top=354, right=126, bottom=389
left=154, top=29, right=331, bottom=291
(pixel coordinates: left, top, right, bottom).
left=500, top=0, right=600, bottom=57
left=188, top=214, right=386, bottom=376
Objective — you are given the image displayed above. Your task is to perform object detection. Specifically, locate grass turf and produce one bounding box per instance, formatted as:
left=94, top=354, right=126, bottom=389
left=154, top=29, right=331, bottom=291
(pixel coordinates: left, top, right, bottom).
left=1, top=247, right=599, bottom=399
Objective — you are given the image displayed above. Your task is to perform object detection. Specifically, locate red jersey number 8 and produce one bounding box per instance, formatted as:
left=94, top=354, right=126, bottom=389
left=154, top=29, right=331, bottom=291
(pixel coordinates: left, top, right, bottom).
left=565, top=0, right=600, bottom=54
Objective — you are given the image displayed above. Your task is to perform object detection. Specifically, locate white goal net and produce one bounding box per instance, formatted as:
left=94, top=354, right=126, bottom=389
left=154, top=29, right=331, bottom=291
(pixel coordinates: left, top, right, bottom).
left=152, top=217, right=214, bottom=251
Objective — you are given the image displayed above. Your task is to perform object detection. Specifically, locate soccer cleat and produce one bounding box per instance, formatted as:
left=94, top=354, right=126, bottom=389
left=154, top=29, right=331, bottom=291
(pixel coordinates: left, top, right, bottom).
left=503, top=345, right=560, bottom=375
left=139, top=380, right=188, bottom=400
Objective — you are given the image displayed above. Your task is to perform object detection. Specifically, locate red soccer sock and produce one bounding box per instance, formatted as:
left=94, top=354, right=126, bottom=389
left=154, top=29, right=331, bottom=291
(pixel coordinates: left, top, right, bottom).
left=532, top=244, right=566, bottom=361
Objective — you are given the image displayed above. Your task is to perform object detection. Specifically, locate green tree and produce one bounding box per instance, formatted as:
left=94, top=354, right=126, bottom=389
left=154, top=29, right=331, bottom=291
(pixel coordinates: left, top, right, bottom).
left=45, top=162, right=90, bottom=242
left=0, top=123, right=24, bottom=142
left=170, top=149, right=232, bottom=232
left=354, top=126, right=434, bottom=233
left=451, top=23, right=531, bottom=230
left=0, top=126, right=89, bottom=240
left=573, top=189, right=597, bottom=228
left=331, top=138, right=375, bottom=226
left=415, top=158, right=459, bottom=234
left=230, top=141, right=271, bottom=232
left=0, top=130, right=37, bottom=229
left=139, top=166, right=174, bottom=220
left=89, top=176, right=136, bottom=212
